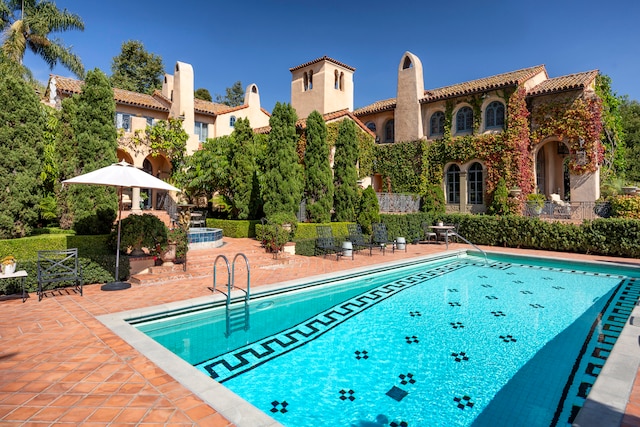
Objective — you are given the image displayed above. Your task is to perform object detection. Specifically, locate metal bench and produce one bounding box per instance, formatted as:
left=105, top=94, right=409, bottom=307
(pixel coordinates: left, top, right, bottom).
left=37, top=248, right=83, bottom=301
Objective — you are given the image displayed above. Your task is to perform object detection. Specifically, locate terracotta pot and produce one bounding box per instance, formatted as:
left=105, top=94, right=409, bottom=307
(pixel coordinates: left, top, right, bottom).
left=161, top=242, right=177, bottom=265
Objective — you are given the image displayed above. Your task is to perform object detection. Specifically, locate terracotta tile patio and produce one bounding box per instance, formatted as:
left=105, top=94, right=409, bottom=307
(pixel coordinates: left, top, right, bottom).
left=1, top=237, right=640, bottom=426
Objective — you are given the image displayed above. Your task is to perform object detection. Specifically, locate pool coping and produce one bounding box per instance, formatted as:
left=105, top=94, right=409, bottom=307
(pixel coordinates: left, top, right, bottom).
left=97, top=249, right=640, bottom=427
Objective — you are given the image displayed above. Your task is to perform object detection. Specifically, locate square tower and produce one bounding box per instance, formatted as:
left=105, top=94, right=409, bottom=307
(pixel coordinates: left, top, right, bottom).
left=290, top=56, right=355, bottom=119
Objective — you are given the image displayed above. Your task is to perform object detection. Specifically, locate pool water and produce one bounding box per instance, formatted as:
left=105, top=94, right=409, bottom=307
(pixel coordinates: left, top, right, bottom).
left=134, top=255, right=640, bottom=426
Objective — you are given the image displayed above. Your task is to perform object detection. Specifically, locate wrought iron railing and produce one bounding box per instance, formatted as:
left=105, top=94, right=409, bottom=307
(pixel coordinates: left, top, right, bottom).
left=524, top=201, right=611, bottom=221
left=376, top=192, right=421, bottom=213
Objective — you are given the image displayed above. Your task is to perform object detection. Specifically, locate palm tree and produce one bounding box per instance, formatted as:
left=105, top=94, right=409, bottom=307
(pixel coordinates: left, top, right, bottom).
left=0, top=0, right=84, bottom=78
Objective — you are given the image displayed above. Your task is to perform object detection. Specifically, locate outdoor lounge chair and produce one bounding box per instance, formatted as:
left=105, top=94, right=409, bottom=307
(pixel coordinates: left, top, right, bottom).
left=315, top=225, right=352, bottom=260
left=190, top=210, right=206, bottom=227
left=347, top=224, right=376, bottom=256
left=372, top=223, right=397, bottom=255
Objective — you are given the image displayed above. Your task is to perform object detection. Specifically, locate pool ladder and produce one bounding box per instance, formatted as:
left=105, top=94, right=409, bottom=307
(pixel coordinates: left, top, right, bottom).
left=209, top=253, right=250, bottom=337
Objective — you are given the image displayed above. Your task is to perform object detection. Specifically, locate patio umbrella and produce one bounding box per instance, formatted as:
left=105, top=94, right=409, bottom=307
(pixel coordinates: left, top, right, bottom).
left=63, top=160, right=180, bottom=291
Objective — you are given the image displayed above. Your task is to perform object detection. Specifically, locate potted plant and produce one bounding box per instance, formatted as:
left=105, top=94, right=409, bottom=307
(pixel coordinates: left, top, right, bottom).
left=526, top=192, right=546, bottom=215
left=2, top=255, right=16, bottom=275
left=263, top=212, right=297, bottom=254
left=116, top=213, right=168, bottom=256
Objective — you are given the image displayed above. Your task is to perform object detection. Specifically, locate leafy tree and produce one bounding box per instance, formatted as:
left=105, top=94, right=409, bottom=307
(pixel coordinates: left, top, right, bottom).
left=0, top=0, right=84, bottom=78
left=131, top=117, right=188, bottom=171
left=110, top=40, right=164, bottom=95
left=596, top=74, right=626, bottom=182
left=333, top=119, right=359, bottom=221
left=215, top=81, right=244, bottom=107
left=262, top=102, right=303, bottom=218
left=60, top=68, right=118, bottom=233
left=304, top=110, right=333, bottom=222
left=420, top=183, right=445, bottom=216
left=0, top=58, right=45, bottom=237
left=194, top=88, right=212, bottom=102
left=173, top=136, right=231, bottom=204
left=228, top=118, right=259, bottom=219
left=357, top=186, right=380, bottom=234
left=621, top=98, right=640, bottom=182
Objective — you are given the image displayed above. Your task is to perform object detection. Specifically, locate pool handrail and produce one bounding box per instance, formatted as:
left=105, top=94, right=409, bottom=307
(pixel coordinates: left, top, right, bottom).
left=450, top=232, right=488, bottom=264
left=211, top=254, right=231, bottom=304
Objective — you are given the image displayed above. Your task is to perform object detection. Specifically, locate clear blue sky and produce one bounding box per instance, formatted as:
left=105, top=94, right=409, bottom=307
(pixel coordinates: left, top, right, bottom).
left=24, top=0, right=640, bottom=113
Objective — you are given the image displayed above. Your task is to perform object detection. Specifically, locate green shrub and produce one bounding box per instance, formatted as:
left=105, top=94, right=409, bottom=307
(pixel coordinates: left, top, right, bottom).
left=610, top=195, right=640, bottom=218
left=207, top=218, right=260, bottom=238
left=357, top=187, right=380, bottom=234
left=112, top=213, right=168, bottom=255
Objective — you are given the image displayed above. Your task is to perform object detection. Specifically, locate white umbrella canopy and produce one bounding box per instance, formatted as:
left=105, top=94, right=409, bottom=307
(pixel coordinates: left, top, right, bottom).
left=62, top=160, right=181, bottom=290
left=63, top=160, right=180, bottom=191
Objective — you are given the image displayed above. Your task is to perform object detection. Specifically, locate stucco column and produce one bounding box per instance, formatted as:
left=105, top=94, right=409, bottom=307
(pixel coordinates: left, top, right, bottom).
left=131, top=188, right=142, bottom=212
left=459, top=171, right=468, bottom=213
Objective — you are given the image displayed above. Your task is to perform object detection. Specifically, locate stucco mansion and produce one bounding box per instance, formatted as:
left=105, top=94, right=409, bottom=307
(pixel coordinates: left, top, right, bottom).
left=45, top=52, right=602, bottom=213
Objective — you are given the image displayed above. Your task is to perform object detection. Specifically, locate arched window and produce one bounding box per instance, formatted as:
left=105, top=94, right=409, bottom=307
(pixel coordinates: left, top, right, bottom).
left=339, top=72, right=344, bottom=91
left=335, top=70, right=339, bottom=89
left=384, top=120, right=394, bottom=143
left=446, top=164, right=460, bottom=203
left=456, top=106, right=473, bottom=133
left=309, top=70, right=313, bottom=90
left=304, top=72, right=309, bottom=91
left=366, top=122, right=376, bottom=133
left=230, top=116, right=236, bottom=127
left=429, top=111, right=445, bottom=137
left=468, top=162, right=483, bottom=204
left=485, top=101, right=505, bottom=129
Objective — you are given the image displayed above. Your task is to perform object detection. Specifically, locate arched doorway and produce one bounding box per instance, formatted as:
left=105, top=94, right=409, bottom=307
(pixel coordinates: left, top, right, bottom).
left=535, top=141, right=569, bottom=200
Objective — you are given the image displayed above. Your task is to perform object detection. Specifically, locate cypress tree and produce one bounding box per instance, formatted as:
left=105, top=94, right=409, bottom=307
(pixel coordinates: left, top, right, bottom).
left=61, top=68, right=118, bottom=233
left=333, top=119, right=359, bottom=222
left=0, top=60, right=45, bottom=237
left=304, top=111, right=333, bottom=223
left=228, top=117, right=259, bottom=219
left=262, top=102, right=303, bottom=218
left=357, top=186, right=380, bottom=234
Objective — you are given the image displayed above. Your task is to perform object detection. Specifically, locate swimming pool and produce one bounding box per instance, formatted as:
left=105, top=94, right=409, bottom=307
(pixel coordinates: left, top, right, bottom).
left=102, top=251, right=640, bottom=427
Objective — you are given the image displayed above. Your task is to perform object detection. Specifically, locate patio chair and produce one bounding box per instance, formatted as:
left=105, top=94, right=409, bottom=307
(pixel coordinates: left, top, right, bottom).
left=421, top=222, right=437, bottom=244
left=190, top=210, right=206, bottom=228
left=315, top=225, right=351, bottom=260
left=347, top=224, right=376, bottom=256
left=372, top=223, right=396, bottom=255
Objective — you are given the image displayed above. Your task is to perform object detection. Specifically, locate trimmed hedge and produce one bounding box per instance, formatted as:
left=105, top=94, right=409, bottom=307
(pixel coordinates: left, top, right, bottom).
left=207, top=218, right=261, bottom=238
left=0, top=234, right=130, bottom=295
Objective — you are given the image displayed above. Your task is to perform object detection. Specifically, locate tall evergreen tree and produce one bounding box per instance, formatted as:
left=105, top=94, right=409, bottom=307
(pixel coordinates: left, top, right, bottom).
left=333, top=119, right=359, bottom=222
left=0, top=58, right=45, bottom=237
left=304, top=110, right=333, bottom=223
left=228, top=118, right=259, bottom=219
left=110, top=40, right=164, bottom=95
left=262, top=102, right=303, bottom=218
left=60, top=68, right=118, bottom=233
left=0, top=0, right=84, bottom=78
left=215, top=81, right=244, bottom=107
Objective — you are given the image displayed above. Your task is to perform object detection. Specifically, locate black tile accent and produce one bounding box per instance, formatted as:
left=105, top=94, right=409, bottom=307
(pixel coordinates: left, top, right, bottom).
left=450, top=322, right=464, bottom=329
left=448, top=288, right=459, bottom=292
left=451, top=352, right=469, bottom=362
left=399, top=373, right=415, bottom=385
left=409, top=311, right=421, bottom=317
left=453, top=395, right=475, bottom=410
left=386, top=386, right=408, bottom=402
left=270, top=400, right=289, bottom=413
left=478, top=275, right=487, bottom=278
left=405, top=335, right=419, bottom=344
left=529, top=303, right=545, bottom=309
left=339, top=389, right=355, bottom=401
left=481, top=284, right=493, bottom=288
left=485, top=295, right=498, bottom=300
left=354, top=350, right=369, bottom=360
left=448, top=302, right=461, bottom=307
left=520, top=290, right=533, bottom=294
left=491, top=311, right=506, bottom=317
left=578, top=382, right=592, bottom=398
left=513, top=280, right=524, bottom=284
left=390, top=421, right=409, bottom=427
left=500, top=334, right=517, bottom=342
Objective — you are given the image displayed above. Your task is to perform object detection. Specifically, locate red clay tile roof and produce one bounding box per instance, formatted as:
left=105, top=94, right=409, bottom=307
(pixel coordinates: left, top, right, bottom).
left=527, top=70, right=598, bottom=96
left=255, top=109, right=374, bottom=137
left=194, top=98, right=233, bottom=115
left=354, top=65, right=548, bottom=115
left=290, top=56, right=356, bottom=72
left=49, top=75, right=169, bottom=111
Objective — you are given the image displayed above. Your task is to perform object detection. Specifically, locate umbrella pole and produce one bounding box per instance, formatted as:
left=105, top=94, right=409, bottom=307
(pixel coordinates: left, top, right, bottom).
left=101, top=187, right=131, bottom=291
